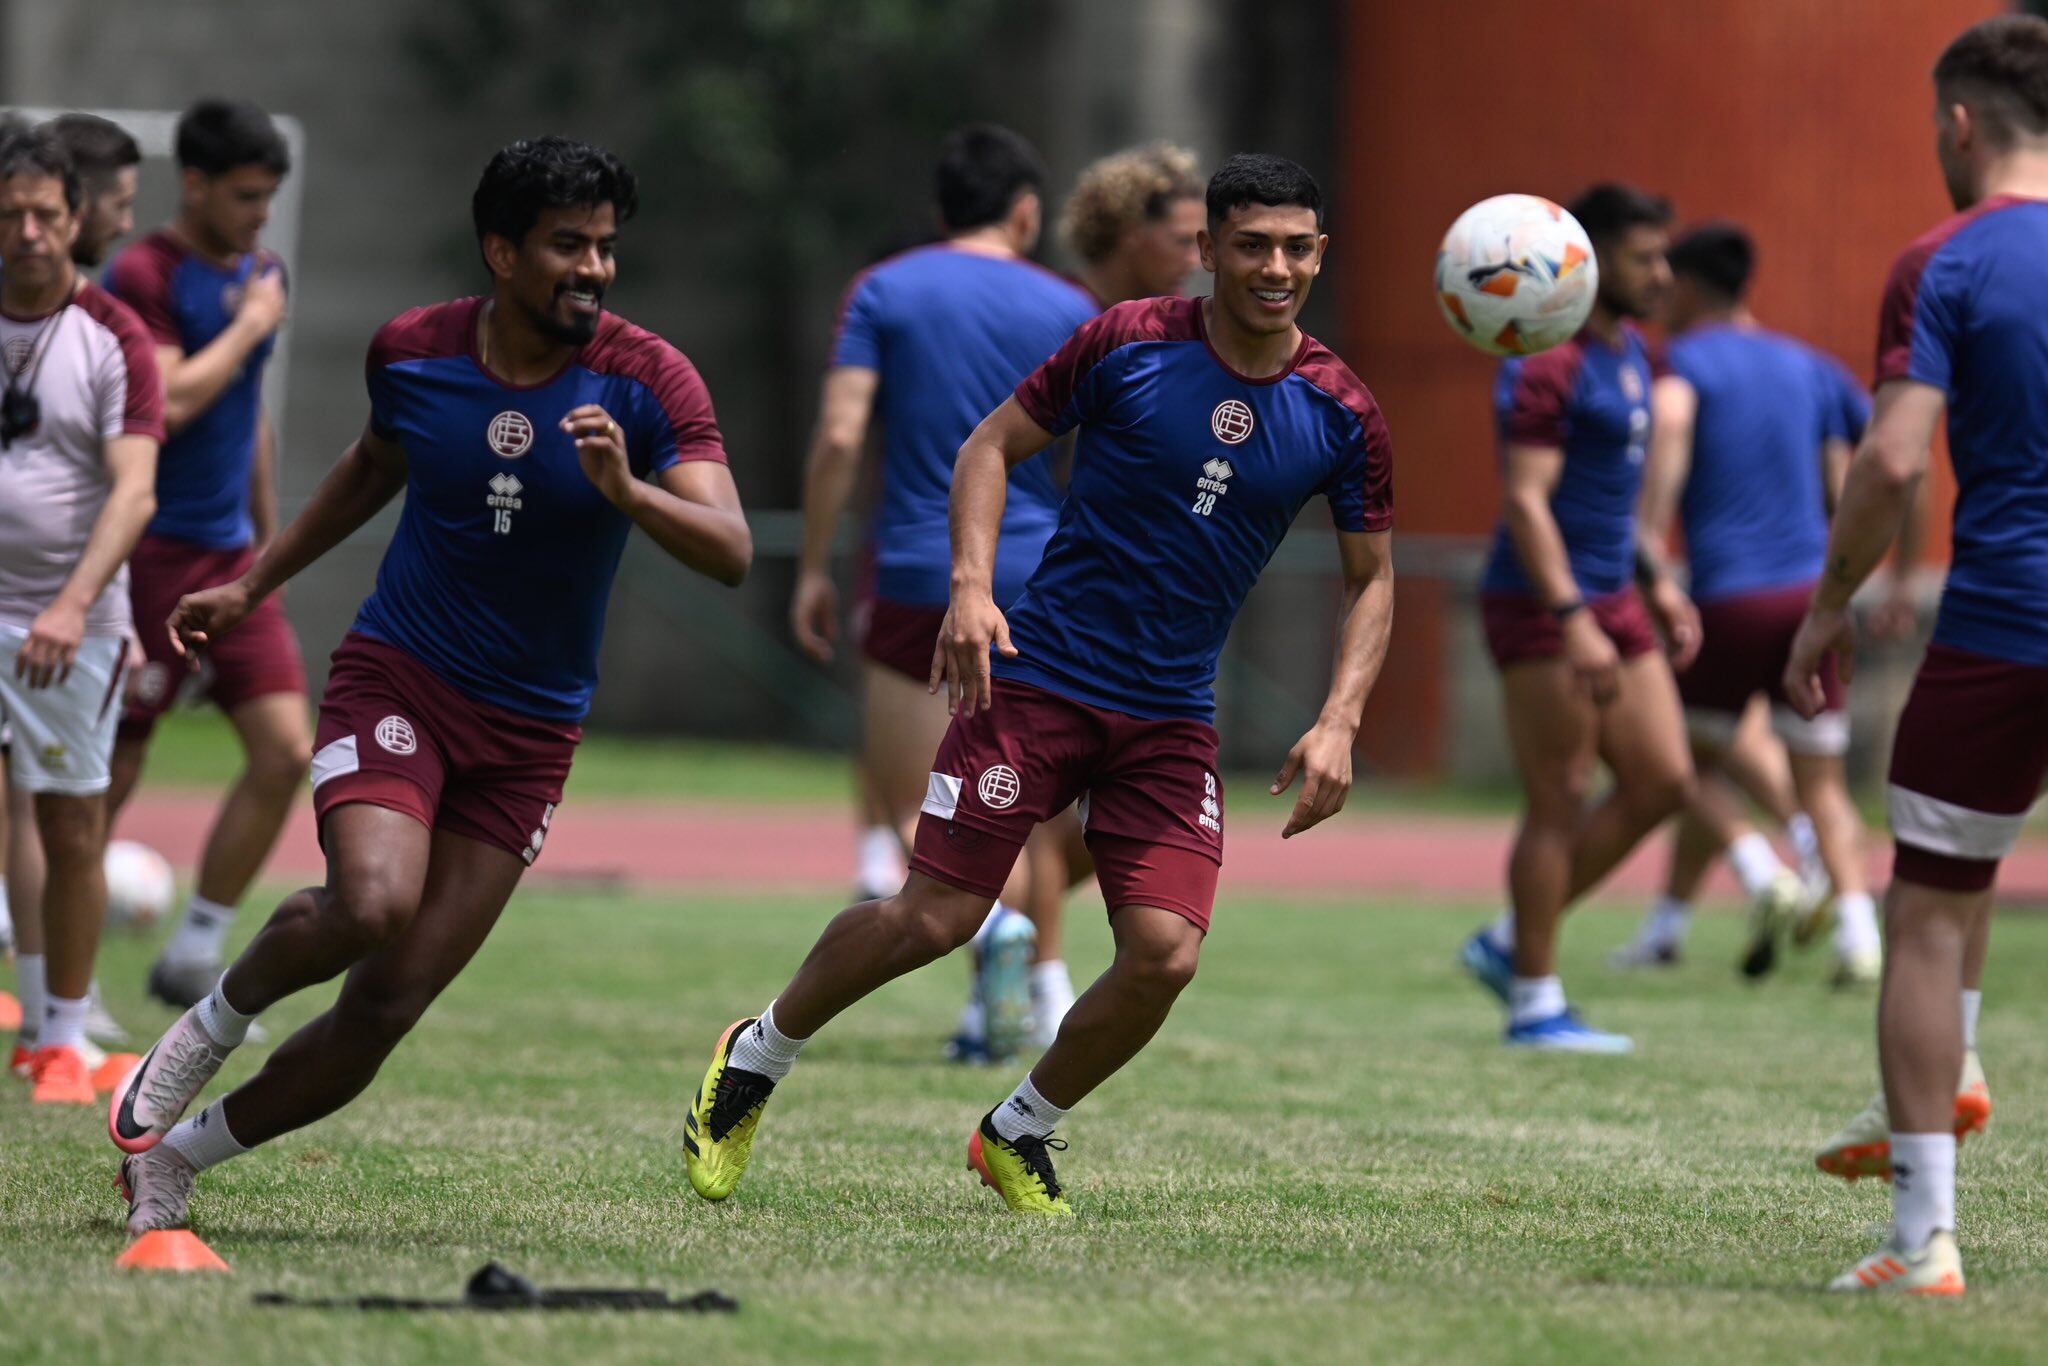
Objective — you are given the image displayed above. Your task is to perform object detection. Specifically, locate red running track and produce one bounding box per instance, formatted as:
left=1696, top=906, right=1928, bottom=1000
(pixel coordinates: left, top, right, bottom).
left=111, top=790, right=2048, bottom=904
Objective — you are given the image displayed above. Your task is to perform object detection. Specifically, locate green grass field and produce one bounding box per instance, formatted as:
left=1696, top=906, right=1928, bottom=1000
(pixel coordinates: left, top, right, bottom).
left=6, top=886, right=2048, bottom=1363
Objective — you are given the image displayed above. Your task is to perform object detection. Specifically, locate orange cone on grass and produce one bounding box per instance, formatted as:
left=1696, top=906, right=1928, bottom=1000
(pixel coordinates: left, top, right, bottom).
left=116, top=1229, right=230, bottom=1273
left=0, top=990, right=19, bottom=1031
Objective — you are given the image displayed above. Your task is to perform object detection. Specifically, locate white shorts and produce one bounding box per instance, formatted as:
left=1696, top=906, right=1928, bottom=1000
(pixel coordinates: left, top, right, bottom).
left=0, top=624, right=126, bottom=795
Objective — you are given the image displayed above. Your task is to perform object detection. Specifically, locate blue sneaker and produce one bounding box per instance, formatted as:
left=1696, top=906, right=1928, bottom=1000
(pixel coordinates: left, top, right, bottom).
left=1504, top=1008, right=1634, bottom=1054
left=1459, top=928, right=1513, bottom=1004
left=978, top=909, right=1037, bottom=1063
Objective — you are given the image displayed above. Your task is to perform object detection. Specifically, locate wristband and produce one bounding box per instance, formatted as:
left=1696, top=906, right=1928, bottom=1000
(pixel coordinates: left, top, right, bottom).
left=1548, top=600, right=1586, bottom=622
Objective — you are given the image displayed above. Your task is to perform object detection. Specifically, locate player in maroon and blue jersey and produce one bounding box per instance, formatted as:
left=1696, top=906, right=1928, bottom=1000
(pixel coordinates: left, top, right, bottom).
left=686, top=154, right=1395, bottom=1216
left=110, top=137, right=753, bottom=1237
left=1459, top=184, right=1698, bottom=1055
left=102, top=100, right=312, bottom=1012
left=1785, top=15, right=2048, bottom=1296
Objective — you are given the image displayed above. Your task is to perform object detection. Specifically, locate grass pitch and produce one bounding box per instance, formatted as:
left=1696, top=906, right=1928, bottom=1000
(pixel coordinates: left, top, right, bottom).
left=6, top=886, right=2048, bottom=1362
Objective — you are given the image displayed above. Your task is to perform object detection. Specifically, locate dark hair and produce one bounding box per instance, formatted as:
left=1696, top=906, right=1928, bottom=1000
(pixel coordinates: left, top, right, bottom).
left=1566, top=182, right=1672, bottom=246
left=1667, top=221, right=1754, bottom=302
left=44, top=113, right=140, bottom=190
left=934, top=124, right=1045, bottom=233
left=1204, top=152, right=1324, bottom=231
left=472, top=136, right=638, bottom=260
left=1935, top=14, right=2048, bottom=145
left=175, top=98, right=289, bottom=177
left=0, top=124, right=80, bottom=212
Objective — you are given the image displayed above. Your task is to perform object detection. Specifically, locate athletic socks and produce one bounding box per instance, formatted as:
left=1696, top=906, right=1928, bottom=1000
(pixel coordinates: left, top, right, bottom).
left=1642, top=894, right=1692, bottom=949
left=1890, top=1131, right=1956, bottom=1251
left=1962, top=989, right=1982, bottom=1053
left=728, top=1002, right=806, bottom=1080
left=972, top=902, right=1021, bottom=950
left=196, top=979, right=256, bottom=1050
left=1833, top=892, right=1881, bottom=958
left=162, top=895, right=237, bottom=965
left=40, top=994, right=88, bottom=1052
left=1030, top=959, right=1075, bottom=1026
left=163, top=1101, right=250, bottom=1171
left=14, top=953, right=44, bottom=1044
left=1508, top=974, right=1565, bottom=1026
left=856, top=825, right=904, bottom=899
left=1483, top=909, right=1515, bottom=954
left=1788, top=812, right=1823, bottom=884
left=990, top=1073, right=1070, bottom=1143
left=1726, top=832, right=1787, bottom=899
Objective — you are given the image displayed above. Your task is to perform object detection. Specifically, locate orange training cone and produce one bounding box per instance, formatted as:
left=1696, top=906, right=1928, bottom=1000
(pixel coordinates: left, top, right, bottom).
left=0, top=991, right=19, bottom=1031
left=116, top=1229, right=230, bottom=1273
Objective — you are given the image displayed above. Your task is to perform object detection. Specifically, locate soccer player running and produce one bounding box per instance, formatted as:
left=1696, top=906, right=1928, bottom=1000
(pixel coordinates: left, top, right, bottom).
left=1458, top=185, right=1697, bottom=1054
left=0, top=125, right=163, bottom=1103
left=688, top=153, right=1394, bottom=1216
left=110, top=137, right=752, bottom=1236
left=102, top=100, right=313, bottom=1011
left=1624, top=223, right=1883, bottom=986
left=1784, top=15, right=2048, bottom=1295
left=791, top=126, right=1096, bottom=1061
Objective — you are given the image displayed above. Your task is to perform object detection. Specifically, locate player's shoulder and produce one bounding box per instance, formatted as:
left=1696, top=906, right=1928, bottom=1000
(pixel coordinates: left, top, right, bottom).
left=368, top=296, right=481, bottom=370
left=1290, top=334, right=1387, bottom=433
left=69, top=278, right=156, bottom=352
left=580, top=311, right=708, bottom=395
left=104, top=229, right=185, bottom=296
left=1887, top=195, right=2044, bottom=290
left=1507, top=332, right=1589, bottom=389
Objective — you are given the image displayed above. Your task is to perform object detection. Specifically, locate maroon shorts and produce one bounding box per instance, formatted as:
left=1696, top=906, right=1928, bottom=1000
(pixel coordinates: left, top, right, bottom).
left=310, top=634, right=579, bottom=864
left=909, top=679, right=1223, bottom=931
left=1480, top=587, right=1659, bottom=670
left=1887, top=643, right=2048, bottom=892
left=859, top=595, right=947, bottom=684
left=122, top=533, right=307, bottom=738
left=1679, top=583, right=1846, bottom=754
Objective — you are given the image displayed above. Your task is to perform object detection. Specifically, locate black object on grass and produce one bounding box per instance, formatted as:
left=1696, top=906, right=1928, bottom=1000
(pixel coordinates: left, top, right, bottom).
left=252, top=1261, right=739, bottom=1313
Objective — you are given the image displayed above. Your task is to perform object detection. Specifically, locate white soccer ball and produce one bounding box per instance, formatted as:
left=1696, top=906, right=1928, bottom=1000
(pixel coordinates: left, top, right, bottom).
left=104, top=840, right=176, bottom=933
left=1434, top=194, right=1599, bottom=357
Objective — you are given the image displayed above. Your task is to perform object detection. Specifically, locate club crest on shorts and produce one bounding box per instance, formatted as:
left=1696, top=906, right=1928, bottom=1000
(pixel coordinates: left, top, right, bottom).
left=977, top=764, right=1021, bottom=810
left=1210, top=398, right=1254, bottom=445
left=487, top=410, right=535, bottom=458
left=374, top=715, right=418, bottom=756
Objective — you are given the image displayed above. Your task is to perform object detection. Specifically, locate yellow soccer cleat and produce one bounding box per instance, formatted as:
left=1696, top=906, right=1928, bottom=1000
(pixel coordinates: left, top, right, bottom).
left=1828, top=1229, right=1965, bottom=1296
left=967, top=1111, right=1074, bottom=1217
left=685, top=1018, right=776, bottom=1202
left=1739, top=871, right=1806, bottom=979
left=1814, top=1049, right=1990, bottom=1182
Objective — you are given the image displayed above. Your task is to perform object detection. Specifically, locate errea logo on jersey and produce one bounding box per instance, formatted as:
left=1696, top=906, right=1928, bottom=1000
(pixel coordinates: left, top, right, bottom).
left=487, top=472, right=524, bottom=536
left=487, top=410, right=535, bottom=458
left=1192, top=457, right=1233, bottom=518
left=1211, top=399, right=1254, bottom=445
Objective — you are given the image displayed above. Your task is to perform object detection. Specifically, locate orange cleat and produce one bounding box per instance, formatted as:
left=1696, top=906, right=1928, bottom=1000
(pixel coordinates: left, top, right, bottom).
left=8, top=1042, right=32, bottom=1080
left=29, top=1045, right=95, bottom=1104
left=115, top=1228, right=228, bottom=1273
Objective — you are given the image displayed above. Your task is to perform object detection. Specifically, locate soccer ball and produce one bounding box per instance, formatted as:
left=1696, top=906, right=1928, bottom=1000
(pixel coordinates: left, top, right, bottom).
left=104, top=840, right=176, bottom=933
left=1434, top=195, right=1598, bottom=357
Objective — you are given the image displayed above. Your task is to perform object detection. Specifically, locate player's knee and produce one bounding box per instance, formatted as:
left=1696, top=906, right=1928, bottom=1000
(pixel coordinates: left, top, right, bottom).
left=1624, top=766, right=1695, bottom=825
left=33, top=799, right=102, bottom=865
left=1121, top=932, right=1201, bottom=1000
left=326, top=879, right=419, bottom=953
left=888, top=889, right=984, bottom=964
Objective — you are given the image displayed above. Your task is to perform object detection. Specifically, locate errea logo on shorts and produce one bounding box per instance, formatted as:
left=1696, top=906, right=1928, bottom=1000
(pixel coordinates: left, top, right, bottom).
left=487, top=410, right=535, bottom=458
left=1210, top=399, right=1254, bottom=445
left=374, top=716, right=417, bottom=755
left=977, top=765, right=1021, bottom=810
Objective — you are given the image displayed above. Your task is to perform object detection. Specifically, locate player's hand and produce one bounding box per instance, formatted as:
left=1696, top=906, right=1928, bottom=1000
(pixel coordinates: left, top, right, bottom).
left=18, top=598, right=86, bottom=689
left=236, top=266, right=288, bottom=337
left=167, top=579, right=256, bottom=667
left=564, top=405, right=635, bottom=506
left=1562, top=610, right=1621, bottom=705
left=1271, top=719, right=1355, bottom=839
left=1868, top=574, right=1918, bottom=641
left=1646, top=578, right=1702, bottom=672
left=789, top=569, right=840, bottom=665
left=1783, top=602, right=1853, bottom=720
left=930, top=589, right=1015, bottom=716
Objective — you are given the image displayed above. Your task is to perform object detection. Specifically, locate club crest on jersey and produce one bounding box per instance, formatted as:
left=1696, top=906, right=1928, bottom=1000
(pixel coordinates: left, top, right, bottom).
left=2, top=336, right=31, bottom=370
left=1211, top=398, right=1254, bottom=445
left=487, top=410, right=535, bottom=458
left=374, top=716, right=417, bottom=756
left=977, top=764, right=1021, bottom=810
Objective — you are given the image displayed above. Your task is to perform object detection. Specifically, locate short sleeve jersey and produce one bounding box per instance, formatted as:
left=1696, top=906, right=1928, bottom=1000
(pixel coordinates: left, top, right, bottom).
left=104, top=230, right=280, bottom=550
left=354, top=298, right=727, bottom=721
left=1876, top=195, right=2048, bottom=667
left=0, top=279, right=163, bottom=634
left=999, top=296, right=1393, bottom=723
left=1667, top=324, right=1857, bottom=603
left=1481, top=326, right=1654, bottom=599
left=832, top=245, right=1097, bottom=608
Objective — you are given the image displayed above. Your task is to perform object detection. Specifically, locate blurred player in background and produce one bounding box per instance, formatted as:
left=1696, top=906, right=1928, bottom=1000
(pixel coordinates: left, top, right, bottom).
left=112, top=136, right=752, bottom=1237
left=1459, top=184, right=1696, bottom=1054
left=104, top=99, right=312, bottom=1011
left=48, top=112, right=140, bottom=269
left=688, top=153, right=1394, bottom=1216
left=790, top=126, right=1096, bottom=1061
left=0, top=125, right=162, bottom=1102
left=1786, top=14, right=2048, bottom=1295
left=1061, top=140, right=1204, bottom=308
left=1619, top=222, right=1883, bottom=986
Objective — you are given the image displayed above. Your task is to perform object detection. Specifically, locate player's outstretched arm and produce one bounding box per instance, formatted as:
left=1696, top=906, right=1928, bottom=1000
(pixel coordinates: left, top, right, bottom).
left=18, top=433, right=157, bottom=689
left=1783, top=380, right=1944, bottom=716
left=933, top=397, right=1055, bottom=715
left=791, top=366, right=880, bottom=662
left=564, top=404, right=752, bottom=587
left=1502, top=441, right=1620, bottom=703
left=1271, top=528, right=1394, bottom=839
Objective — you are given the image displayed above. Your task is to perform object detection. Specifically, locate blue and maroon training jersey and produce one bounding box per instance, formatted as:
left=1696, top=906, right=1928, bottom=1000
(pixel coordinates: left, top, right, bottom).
left=832, top=245, right=1096, bottom=608
left=997, top=296, right=1393, bottom=723
left=1480, top=326, right=1654, bottom=599
left=1667, top=323, right=1867, bottom=604
left=105, top=229, right=281, bottom=550
left=353, top=297, right=726, bottom=721
left=1878, top=194, right=2048, bottom=668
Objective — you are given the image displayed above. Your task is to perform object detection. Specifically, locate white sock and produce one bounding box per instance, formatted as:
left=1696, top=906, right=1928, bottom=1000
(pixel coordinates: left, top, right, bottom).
left=973, top=902, right=1021, bottom=950
left=15, top=953, right=44, bottom=1043
left=856, top=825, right=904, bottom=896
left=955, top=998, right=986, bottom=1041
left=41, top=993, right=88, bottom=1052
left=163, top=895, right=237, bottom=965
left=1509, top=974, right=1566, bottom=1026
left=1644, top=894, right=1692, bottom=947
left=1961, top=989, right=1982, bottom=1053
left=1890, top=1131, right=1956, bottom=1251
left=1788, top=812, right=1823, bottom=882
left=163, top=1100, right=250, bottom=1171
left=196, top=979, right=254, bottom=1049
left=1030, top=959, right=1074, bottom=1010
left=1484, top=909, right=1515, bottom=953
left=727, top=1002, right=806, bottom=1081
left=1726, top=832, right=1786, bottom=899
left=990, top=1073, right=1070, bottom=1142
left=1833, top=892, right=1881, bottom=957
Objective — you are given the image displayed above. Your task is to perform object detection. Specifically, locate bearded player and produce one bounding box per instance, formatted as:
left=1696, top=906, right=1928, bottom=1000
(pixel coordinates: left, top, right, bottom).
left=109, top=136, right=752, bottom=1237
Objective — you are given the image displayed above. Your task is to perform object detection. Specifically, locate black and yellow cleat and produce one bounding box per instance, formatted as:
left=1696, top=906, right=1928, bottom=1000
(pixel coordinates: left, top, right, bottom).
left=685, top=1018, right=776, bottom=1201
left=967, top=1110, right=1075, bottom=1217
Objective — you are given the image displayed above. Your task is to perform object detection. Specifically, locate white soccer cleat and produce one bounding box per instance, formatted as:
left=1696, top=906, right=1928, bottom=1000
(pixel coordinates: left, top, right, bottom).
left=1829, top=946, right=1882, bottom=989
left=119, top=1145, right=198, bottom=1237
left=109, top=1007, right=233, bottom=1154
left=1608, top=935, right=1682, bottom=971
left=1828, top=1229, right=1964, bottom=1296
